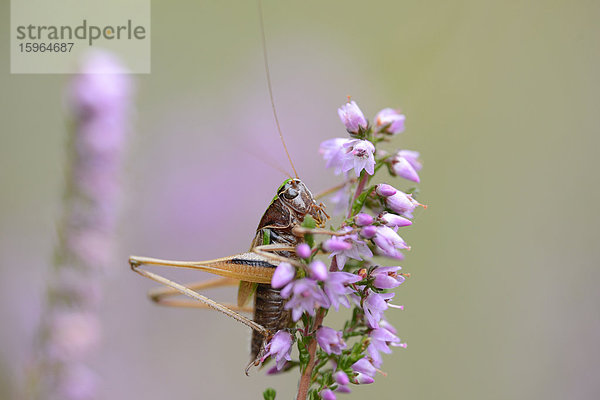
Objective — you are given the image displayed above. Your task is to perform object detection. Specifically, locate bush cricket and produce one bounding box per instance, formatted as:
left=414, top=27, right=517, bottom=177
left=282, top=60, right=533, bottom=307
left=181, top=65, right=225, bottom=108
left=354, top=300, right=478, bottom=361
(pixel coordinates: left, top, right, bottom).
left=129, top=1, right=334, bottom=369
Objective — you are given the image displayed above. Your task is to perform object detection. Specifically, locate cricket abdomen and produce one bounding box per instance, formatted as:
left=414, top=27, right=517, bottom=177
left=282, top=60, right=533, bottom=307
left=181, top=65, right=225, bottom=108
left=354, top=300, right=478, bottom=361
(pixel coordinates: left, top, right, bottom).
left=251, top=284, right=291, bottom=359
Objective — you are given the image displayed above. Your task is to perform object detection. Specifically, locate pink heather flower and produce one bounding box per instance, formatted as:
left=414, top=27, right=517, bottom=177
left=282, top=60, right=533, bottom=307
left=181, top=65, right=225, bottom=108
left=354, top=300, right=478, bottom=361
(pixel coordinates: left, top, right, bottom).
left=334, top=370, right=350, bottom=386
left=363, top=290, right=395, bottom=328
left=49, top=312, right=100, bottom=361
left=367, top=327, right=401, bottom=368
left=262, top=331, right=293, bottom=370
left=323, top=271, right=361, bottom=310
left=316, top=326, right=347, bottom=355
left=31, top=51, right=134, bottom=400
left=271, top=262, right=295, bottom=289
left=57, top=364, right=99, bottom=400
left=385, top=191, right=421, bottom=218
left=391, top=157, right=420, bottom=182
left=379, top=212, right=412, bottom=228
left=398, top=150, right=422, bottom=171
left=296, top=243, right=311, bottom=259
left=281, top=278, right=330, bottom=321
left=356, top=373, right=375, bottom=384
left=336, top=385, right=352, bottom=394
left=373, top=226, right=409, bottom=260
left=360, top=225, right=377, bottom=239
left=354, top=212, right=373, bottom=226
left=352, top=357, right=377, bottom=377
left=338, top=100, right=367, bottom=133
left=320, top=389, right=337, bottom=400
left=390, top=151, right=421, bottom=183
left=375, top=183, right=397, bottom=197
left=341, top=139, right=376, bottom=176
left=326, top=227, right=373, bottom=269
left=324, top=237, right=353, bottom=252
left=320, top=138, right=352, bottom=175
left=375, top=108, right=406, bottom=135
left=309, top=260, right=328, bottom=281
left=372, top=266, right=405, bottom=289
left=69, top=50, right=132, bottom=118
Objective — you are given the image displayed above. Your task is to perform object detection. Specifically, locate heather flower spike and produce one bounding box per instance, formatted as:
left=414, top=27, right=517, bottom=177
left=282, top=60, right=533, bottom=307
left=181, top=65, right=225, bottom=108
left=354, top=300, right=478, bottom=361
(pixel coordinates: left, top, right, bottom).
left=28, top=51, right=134, bottom=400
left=255, top=100, right=426, bottom=399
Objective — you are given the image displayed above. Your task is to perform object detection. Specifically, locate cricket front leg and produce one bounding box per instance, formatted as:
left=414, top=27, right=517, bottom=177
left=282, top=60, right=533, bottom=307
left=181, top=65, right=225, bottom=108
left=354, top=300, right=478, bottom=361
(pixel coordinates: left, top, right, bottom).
left=292, top=226, right=355, bottom=237
left=251, top=244, right=304, bottom=268
left=130, top=258, right=266, bottom=336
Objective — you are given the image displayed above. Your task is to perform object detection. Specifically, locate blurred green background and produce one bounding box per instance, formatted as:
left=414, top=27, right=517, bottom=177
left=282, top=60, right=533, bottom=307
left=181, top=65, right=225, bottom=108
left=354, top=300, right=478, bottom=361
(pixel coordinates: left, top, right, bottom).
left=1, top=0, right=599, bottom=399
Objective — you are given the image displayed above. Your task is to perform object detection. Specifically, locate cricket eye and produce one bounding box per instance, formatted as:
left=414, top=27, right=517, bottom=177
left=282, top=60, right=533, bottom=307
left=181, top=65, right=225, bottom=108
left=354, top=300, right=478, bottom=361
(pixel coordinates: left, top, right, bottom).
left=284, top=188, right=299, bottom=200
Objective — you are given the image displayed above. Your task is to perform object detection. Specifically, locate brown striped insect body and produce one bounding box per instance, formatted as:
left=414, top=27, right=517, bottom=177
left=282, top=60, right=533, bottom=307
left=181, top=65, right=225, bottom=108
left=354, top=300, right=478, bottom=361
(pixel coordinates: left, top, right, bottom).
left=246, top=178, right=326, bottom=358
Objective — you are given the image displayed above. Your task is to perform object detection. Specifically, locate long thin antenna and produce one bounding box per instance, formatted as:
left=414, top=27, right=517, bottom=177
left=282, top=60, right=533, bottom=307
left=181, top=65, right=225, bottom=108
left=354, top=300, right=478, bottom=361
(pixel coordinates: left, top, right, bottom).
left=257, top=0, right=299, bottom=179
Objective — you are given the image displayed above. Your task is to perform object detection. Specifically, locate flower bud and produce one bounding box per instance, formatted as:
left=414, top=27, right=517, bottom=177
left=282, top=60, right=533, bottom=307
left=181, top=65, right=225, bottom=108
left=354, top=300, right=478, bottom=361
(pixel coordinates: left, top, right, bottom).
left=334, top=370, right=350, bottom=386
left=338, top=100, right=367, bottom=133
left=309, top=260, right=328, bottom=281
left=271, top=262, right=295, bottom=289
left=376, top=183, right=397, bottom=197
left=296, top=243, right=311, bottom=259
left=354, top=212, right=373, bottom=226
left=355, top=372, right=375, bottom=384
left=375, top=108, right=405, bottom=135
left=391, top=156, right=420, bottom=183
left=380, top=213, right=412, bottom=227
left=360, top=225, right=377, bottom=239
left=320, top=389, right=336, bottom=400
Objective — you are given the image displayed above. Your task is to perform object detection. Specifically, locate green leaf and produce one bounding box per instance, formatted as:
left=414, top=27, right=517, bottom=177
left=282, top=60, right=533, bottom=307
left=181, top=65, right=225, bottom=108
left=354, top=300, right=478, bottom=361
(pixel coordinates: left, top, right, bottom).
left=302, top=215, right=316, bottom=247
left=302, top=215, right=317, bottom=229
left=305, top=233, right=315, bottom=248
left=298, top=338, right=310, bottom=369
left=351, top=185, right=376, bottom=216
left=262, top=229, right=271, bottom=245
left=405, top=187, right=419, bottom=196
left=308, top=389, right=321, bottom=400
left=263, top=388, right=276, bottom=400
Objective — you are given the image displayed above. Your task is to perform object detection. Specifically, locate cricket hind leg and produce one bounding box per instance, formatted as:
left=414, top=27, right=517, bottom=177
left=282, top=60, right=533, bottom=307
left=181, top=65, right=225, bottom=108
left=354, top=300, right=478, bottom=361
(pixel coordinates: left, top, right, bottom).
left=148, top=277, right=253, bottom=312
left=130, top=259, right=267, bottom=336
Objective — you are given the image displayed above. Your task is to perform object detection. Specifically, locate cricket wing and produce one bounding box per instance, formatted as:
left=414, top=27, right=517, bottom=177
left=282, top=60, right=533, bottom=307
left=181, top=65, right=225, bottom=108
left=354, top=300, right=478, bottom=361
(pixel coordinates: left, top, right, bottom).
left=129, top=252, right=277, bottom=284
left=237, top=281, right=258, bottom=307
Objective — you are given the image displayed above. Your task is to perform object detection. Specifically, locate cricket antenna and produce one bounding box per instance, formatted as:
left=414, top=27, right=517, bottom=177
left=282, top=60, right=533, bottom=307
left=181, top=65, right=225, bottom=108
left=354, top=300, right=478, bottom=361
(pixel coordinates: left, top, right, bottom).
left=257, top=0, right=299, bottom=179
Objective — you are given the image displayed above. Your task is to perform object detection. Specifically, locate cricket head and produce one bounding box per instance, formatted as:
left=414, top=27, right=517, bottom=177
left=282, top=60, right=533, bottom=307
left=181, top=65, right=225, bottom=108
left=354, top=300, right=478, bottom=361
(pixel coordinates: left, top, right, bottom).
left=277, top=179, right=328, bottom=227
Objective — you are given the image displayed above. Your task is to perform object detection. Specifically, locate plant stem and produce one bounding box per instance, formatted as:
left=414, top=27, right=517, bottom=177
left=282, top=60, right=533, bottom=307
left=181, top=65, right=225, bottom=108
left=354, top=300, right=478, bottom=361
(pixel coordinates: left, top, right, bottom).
left=296, top=310, right=325, bottom=400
